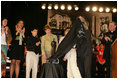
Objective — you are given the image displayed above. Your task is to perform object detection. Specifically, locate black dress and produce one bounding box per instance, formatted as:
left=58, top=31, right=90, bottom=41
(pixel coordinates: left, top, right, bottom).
left=10, top=33, right=25, bottom=60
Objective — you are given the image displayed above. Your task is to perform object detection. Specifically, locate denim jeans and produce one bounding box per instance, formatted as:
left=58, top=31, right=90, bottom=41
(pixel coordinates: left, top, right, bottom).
left=1, top=45, right=7, bottom=63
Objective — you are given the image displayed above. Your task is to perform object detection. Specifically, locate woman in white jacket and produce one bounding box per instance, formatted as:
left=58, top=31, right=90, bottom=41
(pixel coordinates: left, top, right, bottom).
left=59, top=27, right=81, bottom=78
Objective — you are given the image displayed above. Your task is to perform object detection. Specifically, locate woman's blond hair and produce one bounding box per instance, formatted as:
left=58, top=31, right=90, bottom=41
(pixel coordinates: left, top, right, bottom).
left=43, top=24, right=52, bottom=31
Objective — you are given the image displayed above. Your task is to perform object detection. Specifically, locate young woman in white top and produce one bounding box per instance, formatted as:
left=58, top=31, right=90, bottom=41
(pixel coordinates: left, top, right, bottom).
left=59, top=27, right=81, bottom=78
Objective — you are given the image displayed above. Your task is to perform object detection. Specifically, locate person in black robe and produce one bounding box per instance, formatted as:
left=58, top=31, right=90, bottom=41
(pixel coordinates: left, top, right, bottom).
left=48, top=16, right=92, bottom=78
left=101, top=21, right=117, bottom=78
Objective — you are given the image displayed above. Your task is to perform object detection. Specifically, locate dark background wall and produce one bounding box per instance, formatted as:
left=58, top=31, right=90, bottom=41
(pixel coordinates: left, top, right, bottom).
left=1, top=1, right=117, bottom=37
left=1, top=1, right=48, bottom=37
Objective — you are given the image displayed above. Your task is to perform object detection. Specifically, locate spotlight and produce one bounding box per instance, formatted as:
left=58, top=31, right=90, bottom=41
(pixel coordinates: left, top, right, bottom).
left=60, top=4, right=65, bottom=10
left=99, top=7, right=103, bottom=12
left=67, top=5, right=72, bottom=10
left=48, top=4, right=52, bottom=10
left=85, top=7, right=90, bottom=12
left=105, top=8, right=110, bottom=12
left=41, top=4, right=46, bottom=9
left=54, top=4, right=58, bottom=10
left=113, top=8, right=117, bottom=13
left=92, top=6, right=97, bottom=12
left=75, top=7, right=79, bottom=10
left=74, top=5, right=79, bottom=11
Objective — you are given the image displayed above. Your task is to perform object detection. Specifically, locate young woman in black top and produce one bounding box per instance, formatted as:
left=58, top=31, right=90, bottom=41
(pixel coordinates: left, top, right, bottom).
left=10, top=19, right=25, bottom=78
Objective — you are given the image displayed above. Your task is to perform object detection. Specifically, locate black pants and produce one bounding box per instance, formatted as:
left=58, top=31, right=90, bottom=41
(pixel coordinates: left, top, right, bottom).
left=77, top=55, right=92, bottom=78
left=103, top=45, right=112, bottom=78
left=96, top=62, right=106, bottom=77
left=77, top=57, right=85, bottom=78
left=91, top=54, right=97, bottom=78
left=105, top=58, right=111, bottom=78
left=84, top=55, right=92, bottom=78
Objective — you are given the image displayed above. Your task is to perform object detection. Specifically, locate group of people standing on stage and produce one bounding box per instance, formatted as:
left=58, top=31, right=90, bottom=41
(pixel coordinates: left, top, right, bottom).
left=1, top=19, right=25, bottom=78
left=1, top=18, right=58, bottom=78
left=1, top=16, right=117, bottom=78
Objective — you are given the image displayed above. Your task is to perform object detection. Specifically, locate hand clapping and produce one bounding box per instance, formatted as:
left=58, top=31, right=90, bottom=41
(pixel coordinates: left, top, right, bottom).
left=104, top=36, right=111, bottom=42
left=1, top=26, right=8, bottom=35
left=36, top=41, right=40, bottom=46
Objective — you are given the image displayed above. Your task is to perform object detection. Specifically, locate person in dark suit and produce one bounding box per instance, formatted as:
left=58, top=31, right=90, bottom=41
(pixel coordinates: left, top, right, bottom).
left=76, top=27, right=92, bottom=78
left=102, top=21, right=117, bottom=78
left=48, top=16, right=92, bottom=78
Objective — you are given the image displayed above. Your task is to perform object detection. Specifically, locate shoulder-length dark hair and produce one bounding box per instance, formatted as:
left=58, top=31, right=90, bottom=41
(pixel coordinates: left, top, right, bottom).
left=16, top=19, right=24, bottom=25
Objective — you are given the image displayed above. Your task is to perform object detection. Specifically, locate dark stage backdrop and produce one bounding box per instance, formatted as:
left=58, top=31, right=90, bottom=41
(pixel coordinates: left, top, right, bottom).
left=1, top=1, right=117, bottom=38
left=1, top=1, right=48, bottom=38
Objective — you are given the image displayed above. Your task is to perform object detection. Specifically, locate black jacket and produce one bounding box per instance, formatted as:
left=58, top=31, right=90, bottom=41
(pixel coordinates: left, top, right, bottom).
left=26, top=36, right=41, bottom=54
left=102, top=30, right=117, bottom=60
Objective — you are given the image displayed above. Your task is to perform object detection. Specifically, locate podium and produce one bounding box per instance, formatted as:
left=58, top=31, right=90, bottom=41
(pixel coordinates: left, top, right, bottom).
left=111, top=39, right=117, bottom=78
